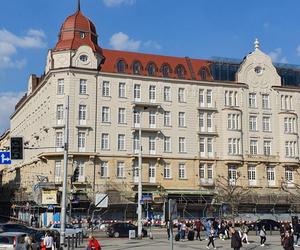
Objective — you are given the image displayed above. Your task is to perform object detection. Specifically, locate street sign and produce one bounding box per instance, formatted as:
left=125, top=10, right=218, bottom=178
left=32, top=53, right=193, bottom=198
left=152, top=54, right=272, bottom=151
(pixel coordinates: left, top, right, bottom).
left=169, top=199, right=177, bottom=220
left=95, top=193, right=108, bottom=208
left=142, top=194, right=152, bottom=202
left=0, top=152, right=11, bottom=164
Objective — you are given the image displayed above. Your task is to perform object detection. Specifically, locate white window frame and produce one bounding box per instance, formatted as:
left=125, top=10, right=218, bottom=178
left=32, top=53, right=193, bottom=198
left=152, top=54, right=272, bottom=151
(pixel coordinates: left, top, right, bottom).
left=179, top=137, right=186, bottom=153
left=164, top=136, right=171, bottom=152
left=207, top=113, right=213, bottom=132
left=263, top=140, right=271, bottom=155
left=200, top=138, right=205, bottom=157
left=266, top=166, right=275, bottom=186
left=57, top=79, right=64, bottom=95
left=164, top=111, right=171, bottom=127
left=249, top=93, right=257, bottom=108
left=118, top=108, right=126, bottom=124
left=149, top=163, right=156, bottom=183
left=199, top=112, right=205, bottom=132
left=228, top=165, right=237, bottom=185
left=199, top=89, right=204, bottom=107
left=262, top=116, right=271, bottom=132
left=164, top=163, right=171, bottom=179
left=248, top=165, right=256, bottom=186
left=179, top=163, right=186, bottom=179
left=178, top=88, right=185, bottom=103
left=149, top=85, right=156, bottom=103
left=102, top=81, right=110, bottom=97
left=133, top=111, right=140, bottom=128
left=102, top=107, right=110, bottom=123
left=100, top=161, right=108, bottom=178
left=206, top=89, right=212, bottom=107
left=118, top=134, right=125, bottom=151
left=56, top=104, right=64, bottom=125
left=178, top=112, right=185, bottom=127
left=79, top=79, right=87, bottom=95
left=78, top=131, right=86, bottom=152
left=207, top=138, right=213, bottom=157
left=55, top=160, right=61, bottom=182
left=119, top=82, right=126, bottom=98
left=79, top=105, right=87, bottom=125
left=55, top=132, right=63, bottom=152
left=149, top=136, right=156, bottom=155
left=117, top=162, right=125, bottom=178
left=164, top=86, right=171, bottom=102
left=250, top=140, right=258, bottom=155
left=149, top=111, right=156, bottom=128
left=262, top=94, right=269, bottom=109
left=133, top=134, right=140, bottom=154
left=249, top=116, right=257, bottom=131
left=101, top=133, right=110, bottom=150
left=134, top=84, right=141, bottom=101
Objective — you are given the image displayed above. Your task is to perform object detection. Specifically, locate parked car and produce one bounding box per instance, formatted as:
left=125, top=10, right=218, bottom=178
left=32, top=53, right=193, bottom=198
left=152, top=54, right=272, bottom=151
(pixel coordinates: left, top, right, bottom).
left=0, top=224, right=37, bottom=235
left=0, top=232, right=29, bottom=250
left=256, top=219, right=280, bottom=231
left=48, top=223, right=84, bottom=237
left=106, top=222, right=147, bottom=238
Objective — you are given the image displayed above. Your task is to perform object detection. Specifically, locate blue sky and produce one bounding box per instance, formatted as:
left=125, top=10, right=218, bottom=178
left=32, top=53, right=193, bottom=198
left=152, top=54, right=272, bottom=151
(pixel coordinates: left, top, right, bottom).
left=1, top=0, right=300, bottom=134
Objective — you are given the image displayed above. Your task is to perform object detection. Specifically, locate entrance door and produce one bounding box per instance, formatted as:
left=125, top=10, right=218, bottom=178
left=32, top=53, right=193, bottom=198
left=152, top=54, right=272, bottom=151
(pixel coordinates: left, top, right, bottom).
left=149, top=163, right=156, bottom=183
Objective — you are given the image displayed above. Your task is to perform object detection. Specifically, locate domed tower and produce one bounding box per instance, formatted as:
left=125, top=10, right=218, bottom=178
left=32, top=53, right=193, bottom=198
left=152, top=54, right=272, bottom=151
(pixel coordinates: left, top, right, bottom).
left=45, top=0, right=105, bottom=73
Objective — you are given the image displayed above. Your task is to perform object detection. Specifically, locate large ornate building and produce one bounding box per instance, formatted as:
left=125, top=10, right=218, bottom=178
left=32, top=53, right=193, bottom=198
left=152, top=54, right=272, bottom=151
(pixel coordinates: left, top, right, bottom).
left=1, top=2, right=300, bottom=222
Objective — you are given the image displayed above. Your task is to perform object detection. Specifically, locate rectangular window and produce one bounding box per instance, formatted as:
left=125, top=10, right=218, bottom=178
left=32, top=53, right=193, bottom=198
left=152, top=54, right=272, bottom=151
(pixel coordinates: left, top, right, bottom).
left=149, top=111, right=156, bottom=128
left=263, top=140, right=271, bottom=155
left=285, top=168, right=294, bottom=183
left=228, top=165, right=237, bottom=185
left=227, top=114, right=239, bottom=130
left=118, top=134, right=125, bottom=151
left=79, top=79, right=87, bottom=94
left=207, top=113, right=212, bottom=131
left=285, top=141, right=297, bottom=157
left=56, top=105, right=64, bottom=125
left=164, top=164, right=171, bottom=179
left=228, top=138, right=240, bottom=155
left=200, top=138, right=205, bottom=156
left=164, top=137, right=171, bottom=152
left=178, top=88, right=185, bottom=103
left=55, top=132, right=63, bottom=151
left=250, top=140, right=258, bottom=155
left=78, top=132, right=86, bottom=152
left=57, top=79, right=64, bottom=95
left=149, top=136, right=156, bottom=154
left=79, top=105, right=87, bottom=125
left=228, top=91, right=233, bottom=106
left=262, top=116, right=271, bottom=132
left=100, top=161, right=108, bottom=178
left=119, top=82, right=126, bottom=98
left=78, top=160, right=85, bottom=181
left=164, top=86, right=171, bottom=101
left=133, top=134, right=140, bottom=154
left=178, top=112, right=185, bottom=127
left=149, top=85, right=156, bottom=102
left=134, top=84, right=141, bottom=101
left=55, top=160, right=61, bottom=180
left=207, top=164, right=213, bottom=180
left=199, top=164, right=205, bottom=179
left=248, top=165, right=256, bottom=185
left=249, top=93, right=257, bottom=108
left=267, top=166, right=275, bottom=185
left=207, top=89, right=212, bottom=106
left=179, top=163, right=186, bottom=179
left=102, top=81, right=110, bottom=97
left=249, top=116, right=257, bottom=131
left=281, top=95, right=293, bottom=110
left=164, top=111, right=171, bottom=127
left=199, top=89, right=204, bottom=107
left=284, top=117, right=296, bottom=133
left=149, top=163, right=156, bottom=183
left=199, top=112, right=204, bottom=131
left=101, top=133, right=109, bottom=150
left=118, top=108, right=126, bottom=124
left=262, top=94, right=269, bottom=109
left=133, top=111, right=140, bottom=127
left=102, top=107, right=110, bottom=123
left=179, top=137, right=186, bottom=153
left=207, top=138, right=213, bottom=156
left=117, top=162, right=125, bottom=178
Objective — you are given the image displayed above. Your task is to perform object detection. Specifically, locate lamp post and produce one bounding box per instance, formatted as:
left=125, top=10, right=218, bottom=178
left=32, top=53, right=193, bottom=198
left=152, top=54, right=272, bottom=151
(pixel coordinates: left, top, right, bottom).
left=137, top=111, right=143, bottom=238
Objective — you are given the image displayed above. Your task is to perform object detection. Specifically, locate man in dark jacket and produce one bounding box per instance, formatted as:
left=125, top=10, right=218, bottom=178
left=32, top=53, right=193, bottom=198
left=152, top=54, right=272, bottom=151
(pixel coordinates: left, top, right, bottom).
left=283, top=230, right=294, bottom=250
left=230, top=227, right=242, bottom=250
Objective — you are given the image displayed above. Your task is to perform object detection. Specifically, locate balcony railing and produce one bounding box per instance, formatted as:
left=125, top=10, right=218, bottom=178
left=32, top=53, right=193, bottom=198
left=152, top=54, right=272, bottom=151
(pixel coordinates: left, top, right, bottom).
left=199, top=178, right=215, bottom=186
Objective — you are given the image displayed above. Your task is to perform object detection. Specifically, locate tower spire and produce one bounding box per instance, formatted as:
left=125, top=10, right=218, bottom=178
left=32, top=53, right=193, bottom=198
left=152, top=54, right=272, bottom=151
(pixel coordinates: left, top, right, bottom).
left=77, top=0, right=81, bottom=11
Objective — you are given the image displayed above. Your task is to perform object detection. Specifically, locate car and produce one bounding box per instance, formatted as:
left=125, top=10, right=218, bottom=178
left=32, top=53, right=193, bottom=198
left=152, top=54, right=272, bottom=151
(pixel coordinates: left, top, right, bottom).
left=106, top=222, right=147, bottom=238
left=48, top=223, right=84, bottom=237
left=0, top=224, right=37, bottom=235
left=0, top=232, right=29, bottom=250
left=249, top=219, right=280, bottom=231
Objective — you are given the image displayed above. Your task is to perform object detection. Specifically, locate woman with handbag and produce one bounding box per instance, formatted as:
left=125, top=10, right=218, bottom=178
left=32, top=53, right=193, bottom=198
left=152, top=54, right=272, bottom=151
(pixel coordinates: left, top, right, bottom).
left=87, top=235, right=101, bottom=250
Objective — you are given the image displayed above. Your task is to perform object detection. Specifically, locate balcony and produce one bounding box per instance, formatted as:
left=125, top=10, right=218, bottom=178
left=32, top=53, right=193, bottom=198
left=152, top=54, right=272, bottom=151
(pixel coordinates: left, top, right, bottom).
left=198, top=126, right=218, bottom=136
left=129, top=153, right=162, bottom=159
left=131, top=126, right=161, bottom=134
left=245, top=154, right=279, bottom=162
left=132, top=101, right=162, bottom=108
left=199, top=178, right=215, bottom=186
left=197, top=102, right=218, bottom=112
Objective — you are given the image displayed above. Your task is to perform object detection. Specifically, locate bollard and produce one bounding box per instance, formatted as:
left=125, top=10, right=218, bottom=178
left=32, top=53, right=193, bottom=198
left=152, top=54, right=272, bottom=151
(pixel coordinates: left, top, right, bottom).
left=71, top=234, right=74, bottom=250
left=67, top=236, right=70, bottom=250
left=75, top=233, right=78, bottom=248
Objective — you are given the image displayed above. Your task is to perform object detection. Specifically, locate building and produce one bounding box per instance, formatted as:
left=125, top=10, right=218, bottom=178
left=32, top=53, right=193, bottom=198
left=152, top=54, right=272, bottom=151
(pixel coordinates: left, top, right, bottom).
left=1, top=2, right=300, bottom=223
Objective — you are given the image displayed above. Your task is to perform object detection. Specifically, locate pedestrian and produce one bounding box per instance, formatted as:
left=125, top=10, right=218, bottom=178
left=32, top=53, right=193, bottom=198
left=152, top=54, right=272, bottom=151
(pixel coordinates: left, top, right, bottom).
left=180, top=221, right=187, bottom=241
left=206, top=225, right=216, bottom=249
left=206, top=220, right=212, bottom=240
left=87, top=235, right=101, bottom=250
left=230, top=227, right=242, bottom=250
left=282, top=230, right=295, bottom=250
left=259, top=225, right=267, bottom=246
left=166, top=220, right=170, bottom=240
left=241, top=222, right=249, bottom=244
left=194, top=219, right=202, bottom=241
left=293, top=222, right=300, bottom=247
left=25, top=234, right=33, bottom=250
left=44, top=232, right=54, bottom=250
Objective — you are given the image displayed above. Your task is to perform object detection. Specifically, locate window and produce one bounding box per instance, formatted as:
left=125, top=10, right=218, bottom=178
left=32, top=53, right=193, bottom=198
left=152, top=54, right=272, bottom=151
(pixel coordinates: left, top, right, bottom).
left=101, top=133, right=109, bottom=150
left=77, top=160, right=85, bottom=181
left=149, top=86, right=156, bottom=102
left=164, top=86, right=171, bottom=101
left=149, top=111, right=156, bottom=128
left=56, top=105, right=64, bottom=125
left=206, top=90, right=212, bottom=107
left=55, top=160, right=61, bottom=180
left=225, top=91, right=238, bottom=106
left=164, top=164, right=171, bottom=179
left=134, top=84, right=141, bottom=101
left=263, top=140, right=271, bottom=155
left=262, top=94, right=269, bottom=109
left=281, top=95, right=293, bottom=110
left=102, top=81, right=110, bottom=97
left=248, top=165, right=256, bottom=185
left=164, top=137, right=171, bottom=152
left=100, top=161, right=108, bottom=178
left=55, top=132, right=63, bottom=151
left=133, top=161, right=139, bottom=182
left=267, top=166, right=275, bottom=185
left=178, top=88, right=185, bottom=102
left=102, top=107, right=110, bottom=123
left=228, top=165, right=237, bottom=185
left=149, top=136, right=156, bottom=154
left=119, top=82, right=126, bottom=98
left=79, top=105, right=86, bottom=125
left=285, top=141, right=297, bottom=157
left=227, top=114, right=239, bottom=130
left=117, top=162, right=125, bottom=178
left=207, top=138, right=213, bottom=157
left=207, top=164, right=213, bottom=180
left=262, top=116, right=271, bottom=132
left=250, top=140, right=258, bottom=155
left=78, top=132, right=86, bottom=152
left=133, top=62, right=142, bottom=74
left=117, top=60, right=126, bottom=73
left=179, top=137, right=186, bottom=153
left=57, top=79, right=64, bottom=95
left=133, top=111, right=140, bottom=127
left=249, top=93, right=257, bottom=108
left=200, top=138, right=205, bottom=157
left=199, top=89, right=204, bottom=107
left=200, top=68, right=207, bottom=80
left=147, top=63, right=156, bottom=76
left=79, top=79, right=87, bottom=94
left=249, top=116, right=257, bottom=131
left=162, top=64, right=170, bottom=77
left=118, top=108, right=126, bottom=124
left=207, top=113, right=212, bottom=132
left=284, top=117, right=297, bottom=133
left=149, top=163, right=156, bottom=182
left=178, top=112, right=185, bottom=127
left=133, top=134, right=140, bottom=153
left=228, top=138, right=240, bottom=155
left=118, top=134, right=125, bottom=151
left=199, top=164, right=205, bottom=179
left=285, top=168, right=294, bottom=183
left=179, top=163, right=186, bottom=179
left=176, top=65, right=185, bottom=78
left=199, top=112, right=204, bottom=131
left=164, top=111, right=171, bottom=126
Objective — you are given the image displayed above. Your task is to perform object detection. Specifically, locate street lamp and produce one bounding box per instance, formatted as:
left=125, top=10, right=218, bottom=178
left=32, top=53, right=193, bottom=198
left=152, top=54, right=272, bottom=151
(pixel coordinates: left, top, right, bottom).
left=137, top=110, right=143, bottom=238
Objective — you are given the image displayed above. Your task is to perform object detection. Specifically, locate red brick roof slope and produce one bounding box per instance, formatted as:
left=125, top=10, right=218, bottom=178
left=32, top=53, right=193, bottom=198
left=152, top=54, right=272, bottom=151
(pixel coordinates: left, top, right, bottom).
left=101, top=49, right=212, bottom=81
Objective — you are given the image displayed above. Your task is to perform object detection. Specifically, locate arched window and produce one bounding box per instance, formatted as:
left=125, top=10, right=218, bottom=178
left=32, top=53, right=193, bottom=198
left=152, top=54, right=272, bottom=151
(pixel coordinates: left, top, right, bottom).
left=133, top=61, right=142, bottom=75
left=176, top=65, right=185, bottom=79
left=200, top=67, right=207, bottom=80
left=117, top=60, right=126, bottom=73
left=147, top=63, right=156, bottom=76
left=162, top=64, right=170, bottom=78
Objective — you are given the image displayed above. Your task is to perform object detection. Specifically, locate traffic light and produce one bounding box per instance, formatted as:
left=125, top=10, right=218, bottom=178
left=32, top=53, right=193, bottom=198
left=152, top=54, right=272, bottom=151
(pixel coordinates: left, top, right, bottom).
left=10, top=137, right=23, bottom=160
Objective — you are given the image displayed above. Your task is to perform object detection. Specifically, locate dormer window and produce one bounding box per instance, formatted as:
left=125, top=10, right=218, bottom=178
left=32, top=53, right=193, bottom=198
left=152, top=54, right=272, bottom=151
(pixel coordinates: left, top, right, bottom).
left=147, top=63, right=156, bottom=76
left=80, top=55, right=88, bottom=62
left=117, top=60, right=126, bottom=73
left=200, top=67, right=207, bottom=80
left=80, top=32, right=85, bottom=39
left=133, top=61, right=142, bottom=75
left=162, top=64, right=170, bottom=78
left=176, top=65, right=185, bottom=79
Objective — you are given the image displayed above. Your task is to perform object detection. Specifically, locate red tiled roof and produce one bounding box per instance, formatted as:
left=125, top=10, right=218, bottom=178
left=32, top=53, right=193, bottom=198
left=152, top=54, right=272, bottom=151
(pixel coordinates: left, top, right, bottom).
left=101, top=49, right=213, bottom=81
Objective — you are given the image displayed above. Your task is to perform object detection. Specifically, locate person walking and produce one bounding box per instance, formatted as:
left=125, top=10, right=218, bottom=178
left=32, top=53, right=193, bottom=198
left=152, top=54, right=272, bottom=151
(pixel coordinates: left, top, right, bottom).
left=194, top=219, right=202, bottom=241
left=230, top=227, right=242, bottom=250
left=180, top=221, right=187, bottom=241
left=44, top=232, right=54, bottom=250
left=206, top=225, right=216, bottom=249
left=259, top=225, right=267, bottom=246
left=166, top=220, right=171, bottom=240
left=87, top=235, right=101, bottom=250
left=241, top=222, right=250, bottom=244
left=283, top=230, right=295, bottom=250
left=293, top=222, right=300, bottom=247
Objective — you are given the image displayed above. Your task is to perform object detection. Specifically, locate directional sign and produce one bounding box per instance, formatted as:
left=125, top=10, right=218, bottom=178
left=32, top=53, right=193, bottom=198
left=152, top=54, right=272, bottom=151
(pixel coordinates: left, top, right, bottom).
left=0, top=152, right=11, bottom=164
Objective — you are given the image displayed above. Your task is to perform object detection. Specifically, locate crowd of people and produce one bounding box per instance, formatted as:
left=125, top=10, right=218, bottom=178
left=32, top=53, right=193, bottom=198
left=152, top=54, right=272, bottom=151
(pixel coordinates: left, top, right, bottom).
left=167, top=219, right=300, bottom=249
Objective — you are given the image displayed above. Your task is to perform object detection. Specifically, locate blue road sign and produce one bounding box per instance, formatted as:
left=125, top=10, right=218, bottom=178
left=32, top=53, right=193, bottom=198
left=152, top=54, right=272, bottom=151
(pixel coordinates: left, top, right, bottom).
left=0, top=152, right=11, bottom=164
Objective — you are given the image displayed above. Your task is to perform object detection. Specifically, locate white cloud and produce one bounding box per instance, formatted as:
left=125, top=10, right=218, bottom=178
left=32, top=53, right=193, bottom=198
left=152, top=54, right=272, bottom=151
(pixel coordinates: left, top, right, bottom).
left=0, top=92, right=25, bottom=135
left=109, top=32, right=162, bottom=52
left=268, top=48, right=288, bottom=63
left=103, top=0, right=135, bottom=7
left=0, top=28, right=46, bottom=69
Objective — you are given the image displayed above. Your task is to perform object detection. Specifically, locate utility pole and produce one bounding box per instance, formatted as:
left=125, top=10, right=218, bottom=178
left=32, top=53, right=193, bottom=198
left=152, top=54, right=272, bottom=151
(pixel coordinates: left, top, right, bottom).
left=137, top=111, right=143, bottom=238
left=60, top=96, right=69, bottom=246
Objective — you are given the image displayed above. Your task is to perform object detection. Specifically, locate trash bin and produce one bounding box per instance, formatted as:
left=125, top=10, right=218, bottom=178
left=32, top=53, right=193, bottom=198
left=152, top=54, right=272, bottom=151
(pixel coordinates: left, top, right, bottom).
left=129, top=230, right=136, bottom=239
